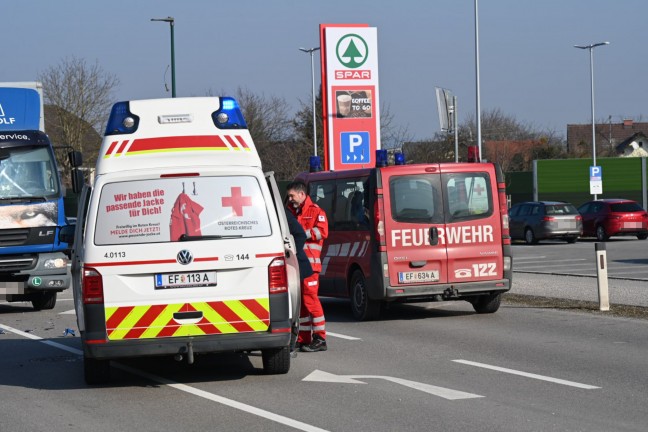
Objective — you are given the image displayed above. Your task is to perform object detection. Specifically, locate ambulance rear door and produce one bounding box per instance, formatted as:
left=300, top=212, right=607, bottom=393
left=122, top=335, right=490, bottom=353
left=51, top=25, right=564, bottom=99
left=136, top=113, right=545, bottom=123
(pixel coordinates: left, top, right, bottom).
left=382, top=165, right=449, bottom=287
left=440, top=164, right=504, bottom=283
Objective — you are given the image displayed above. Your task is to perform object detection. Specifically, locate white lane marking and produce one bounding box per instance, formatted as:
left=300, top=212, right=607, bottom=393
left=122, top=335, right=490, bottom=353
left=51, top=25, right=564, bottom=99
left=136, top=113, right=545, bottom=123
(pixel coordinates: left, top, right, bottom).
left=0, top=323, right=331, bottom=432
left=513, top=256, right=546, bottom=261
left=60, top=309, right=76, bottom=315
left=326, top=331, right=361, bottom=341
left=453, top=359, right=600, bottom=389
left=303, top=369, right=482, bottom=400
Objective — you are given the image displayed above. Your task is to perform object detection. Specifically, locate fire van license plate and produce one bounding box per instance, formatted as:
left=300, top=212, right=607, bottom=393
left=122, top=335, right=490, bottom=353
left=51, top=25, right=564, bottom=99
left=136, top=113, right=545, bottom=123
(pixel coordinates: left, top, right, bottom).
left=155, top=272, right=217, bottom=289
left=398, top=270, right=439, bottom=284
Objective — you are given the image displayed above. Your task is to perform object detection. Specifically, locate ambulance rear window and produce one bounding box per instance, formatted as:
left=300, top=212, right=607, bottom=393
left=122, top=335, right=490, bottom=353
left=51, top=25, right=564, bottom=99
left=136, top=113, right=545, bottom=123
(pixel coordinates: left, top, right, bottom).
left=94, top=176, right=272, bottom=245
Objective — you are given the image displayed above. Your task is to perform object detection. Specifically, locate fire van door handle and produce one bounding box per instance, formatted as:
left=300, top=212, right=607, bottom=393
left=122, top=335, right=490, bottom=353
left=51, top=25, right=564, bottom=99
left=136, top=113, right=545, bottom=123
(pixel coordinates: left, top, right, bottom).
left=173, top=311, right=203, bottom=320
left=410, top=261, right=427, bottom=268
left=429, top=227, right=439, bottom=246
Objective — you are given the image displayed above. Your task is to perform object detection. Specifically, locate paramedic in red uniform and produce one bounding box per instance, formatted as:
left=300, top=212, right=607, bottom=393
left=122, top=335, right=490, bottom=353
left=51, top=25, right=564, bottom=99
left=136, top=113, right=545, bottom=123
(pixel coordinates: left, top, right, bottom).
left=286, top=181, right=328, bottom=352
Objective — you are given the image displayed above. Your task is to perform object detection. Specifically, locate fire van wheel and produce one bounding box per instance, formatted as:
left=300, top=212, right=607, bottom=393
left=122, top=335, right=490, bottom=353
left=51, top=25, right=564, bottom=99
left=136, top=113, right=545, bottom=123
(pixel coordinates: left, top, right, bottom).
left=31, top=292, right=57, bottom=311
left=470, top=293, right=502, bottom=314
left=261, top=346, right=290, bottom=375
left=524, top=228, right=537, bottom=245
left=350, top=270, right=381, bottom=321
left=637, top=233, right=648, bottom=240
left=84, top=356, right=111, bottom=385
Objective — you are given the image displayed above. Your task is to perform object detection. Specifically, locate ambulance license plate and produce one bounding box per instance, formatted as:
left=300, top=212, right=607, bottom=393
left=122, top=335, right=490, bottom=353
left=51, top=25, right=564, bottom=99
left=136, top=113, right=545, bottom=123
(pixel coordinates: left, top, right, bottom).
left=155, top=271, right=217, bottom=289
left=398, top=270, right=439, bottom=284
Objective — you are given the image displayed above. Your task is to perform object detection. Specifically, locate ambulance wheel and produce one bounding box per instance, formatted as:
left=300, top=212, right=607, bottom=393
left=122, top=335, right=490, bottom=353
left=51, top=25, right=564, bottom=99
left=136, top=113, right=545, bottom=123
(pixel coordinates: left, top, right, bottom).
left=524, top=228, right=537, bottom=245
left=262, top=346, right=290, bottom=375
left=470, top=293, right=502, bottom=314
left=350, top=270, right=381, bottom=321
left=84, top=355, right=111, bottom=385
left=31, top=292, right=57, bottom=311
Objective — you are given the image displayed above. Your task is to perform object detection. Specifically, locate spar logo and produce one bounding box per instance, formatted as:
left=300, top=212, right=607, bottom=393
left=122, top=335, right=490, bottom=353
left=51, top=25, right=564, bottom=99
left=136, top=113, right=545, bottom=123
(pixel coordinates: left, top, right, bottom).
left=336, top=34, right=369, bottom=68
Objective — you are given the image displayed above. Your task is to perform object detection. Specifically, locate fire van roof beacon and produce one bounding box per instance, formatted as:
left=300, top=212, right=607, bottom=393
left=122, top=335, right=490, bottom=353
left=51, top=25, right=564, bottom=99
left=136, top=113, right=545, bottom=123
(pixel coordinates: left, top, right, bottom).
left=104, top=97, right=247, bottom=136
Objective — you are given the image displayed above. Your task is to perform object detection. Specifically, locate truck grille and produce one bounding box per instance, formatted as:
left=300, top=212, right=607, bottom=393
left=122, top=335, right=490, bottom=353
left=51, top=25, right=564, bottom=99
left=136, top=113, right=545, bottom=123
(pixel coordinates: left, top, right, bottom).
left=0, top=255, right=36, bottom=272
left=0, top=229, right=30, bottom=246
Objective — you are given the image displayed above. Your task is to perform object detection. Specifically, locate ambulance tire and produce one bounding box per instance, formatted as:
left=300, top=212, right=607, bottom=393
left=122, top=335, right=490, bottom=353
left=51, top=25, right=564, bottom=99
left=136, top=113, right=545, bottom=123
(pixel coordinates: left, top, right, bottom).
left=470, top=293, right=502, bottom=314
left=31, top=292, right=57, bottom=311
left=262, top=346, right=290, bottom=375
left=350, top=270, right=381, bottom=321
left=84, top=356, right=111, bottom=385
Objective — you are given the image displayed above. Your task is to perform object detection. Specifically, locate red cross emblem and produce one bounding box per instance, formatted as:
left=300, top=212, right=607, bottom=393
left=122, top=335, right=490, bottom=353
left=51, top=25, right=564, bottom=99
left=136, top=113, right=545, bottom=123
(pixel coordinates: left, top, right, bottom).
left=222, top=187, right=252, bottom=216
left=474, top=184, right=485, bottom=196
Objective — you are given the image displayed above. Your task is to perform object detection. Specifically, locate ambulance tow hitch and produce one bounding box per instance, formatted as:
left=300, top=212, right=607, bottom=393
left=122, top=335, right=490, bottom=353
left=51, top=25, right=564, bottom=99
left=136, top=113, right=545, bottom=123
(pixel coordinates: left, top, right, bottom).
left=174, top=342, right=195, bottom=364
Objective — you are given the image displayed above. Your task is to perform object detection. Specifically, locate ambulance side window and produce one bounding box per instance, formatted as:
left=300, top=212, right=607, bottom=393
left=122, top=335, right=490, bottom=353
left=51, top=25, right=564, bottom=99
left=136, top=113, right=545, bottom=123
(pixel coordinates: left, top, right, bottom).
left=444, top=173, right=493, bottom=222
left=309, top=181, right=335, bottom=229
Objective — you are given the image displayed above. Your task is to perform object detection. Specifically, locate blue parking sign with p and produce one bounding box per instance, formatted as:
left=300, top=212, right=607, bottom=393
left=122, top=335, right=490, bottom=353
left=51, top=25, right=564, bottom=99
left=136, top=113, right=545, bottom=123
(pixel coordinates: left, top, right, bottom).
left=341, top=132, right=370, bottom=164
left=590, top=166, right=602, bottom=180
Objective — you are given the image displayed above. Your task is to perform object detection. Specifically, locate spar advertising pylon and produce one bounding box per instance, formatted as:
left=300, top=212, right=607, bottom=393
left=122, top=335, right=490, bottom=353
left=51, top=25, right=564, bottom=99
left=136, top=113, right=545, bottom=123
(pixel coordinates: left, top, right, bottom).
left=319, top=24, right=381, bottom=171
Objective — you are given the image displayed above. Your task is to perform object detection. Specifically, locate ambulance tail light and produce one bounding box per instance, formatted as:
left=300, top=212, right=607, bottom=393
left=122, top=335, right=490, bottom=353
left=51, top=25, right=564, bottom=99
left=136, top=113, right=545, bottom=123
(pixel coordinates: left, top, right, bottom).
left=212, top=97, right=248, bottom=129
left=82, top=267, right=104, bottom=304
left=105, top=102, right=140, bottom=135
left=268, top=257, right=288, bottom=294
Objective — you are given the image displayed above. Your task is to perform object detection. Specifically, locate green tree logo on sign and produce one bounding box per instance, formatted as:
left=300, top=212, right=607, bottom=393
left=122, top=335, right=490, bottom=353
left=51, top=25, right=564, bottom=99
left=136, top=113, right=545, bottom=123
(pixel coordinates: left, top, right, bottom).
left=336, top=34, right=369, bottom=69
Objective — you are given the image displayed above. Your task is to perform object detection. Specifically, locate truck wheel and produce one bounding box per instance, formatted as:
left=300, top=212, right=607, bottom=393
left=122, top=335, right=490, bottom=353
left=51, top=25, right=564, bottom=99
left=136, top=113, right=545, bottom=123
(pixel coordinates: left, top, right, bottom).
left=596, top=225, right=609, bottom=241
left=261, top=346, right=290, bottom=375
left=637, top=233, right=648, bottom=240
left=31, top=292, right=57, bottom=311
left=350, top=270, right=381, bottom=321
left=524, top=228, right=537, bottom=245
left=565, top=236, right=578, bottom=244
left=84, top=356, right=111, bottom=385
left=470, top=293, right=502, bottom=314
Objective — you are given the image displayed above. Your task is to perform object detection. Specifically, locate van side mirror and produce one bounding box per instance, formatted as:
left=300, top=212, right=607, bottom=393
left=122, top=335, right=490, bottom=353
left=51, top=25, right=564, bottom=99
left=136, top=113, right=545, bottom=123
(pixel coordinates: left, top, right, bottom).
left=71, top=169, right=84, bottom=193
left=68, top=150, right=83, bottom=168
left=60, top=224, right=76, bottom=245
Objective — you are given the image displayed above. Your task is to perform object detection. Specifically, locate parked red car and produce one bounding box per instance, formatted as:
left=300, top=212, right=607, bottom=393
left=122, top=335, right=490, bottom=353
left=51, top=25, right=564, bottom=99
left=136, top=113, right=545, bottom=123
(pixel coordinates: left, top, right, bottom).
left=577, top=199, right=648, bottom=241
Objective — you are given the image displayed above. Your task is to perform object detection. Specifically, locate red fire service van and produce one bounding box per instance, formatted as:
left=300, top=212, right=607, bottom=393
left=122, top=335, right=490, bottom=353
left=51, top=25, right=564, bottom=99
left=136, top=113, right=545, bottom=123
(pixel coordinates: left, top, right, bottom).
left=296, top=151, right=512, bottom=320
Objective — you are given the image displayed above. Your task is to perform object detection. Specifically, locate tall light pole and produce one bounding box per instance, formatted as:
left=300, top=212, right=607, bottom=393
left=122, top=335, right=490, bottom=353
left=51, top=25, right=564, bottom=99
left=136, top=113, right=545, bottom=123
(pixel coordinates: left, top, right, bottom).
left=474, top=0, right=482, bottom=161
left=574, top=41, right=609, bottom=199
left=299, top=46, right=320, bottom=156
left=151, top=17, right=176, bottom=97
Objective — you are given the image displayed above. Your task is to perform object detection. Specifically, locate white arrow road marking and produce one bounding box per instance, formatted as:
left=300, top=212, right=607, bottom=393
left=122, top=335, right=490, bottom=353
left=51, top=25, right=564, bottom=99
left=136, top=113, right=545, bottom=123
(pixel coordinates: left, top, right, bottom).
left=60, top=309, right=76, bottom=315
left=453, top=360, right=600, bottom=389
left=303, top=369, right=483, bottom=400
left=0, top=323, right=331, bottom=432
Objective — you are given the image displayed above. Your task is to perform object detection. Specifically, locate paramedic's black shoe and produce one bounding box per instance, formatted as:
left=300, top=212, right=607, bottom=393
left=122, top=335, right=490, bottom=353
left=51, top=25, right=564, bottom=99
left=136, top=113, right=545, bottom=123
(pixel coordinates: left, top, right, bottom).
left=294, top=341, right=303, bottom=350
left=300, top=336, right=327, bottom=352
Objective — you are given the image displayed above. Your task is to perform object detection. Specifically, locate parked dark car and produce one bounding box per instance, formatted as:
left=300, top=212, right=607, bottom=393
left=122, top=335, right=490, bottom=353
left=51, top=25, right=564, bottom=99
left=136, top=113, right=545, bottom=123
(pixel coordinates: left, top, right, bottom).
left=577, top=199, right=648, bottom=241
left=509, top=201, right=582, bottom=244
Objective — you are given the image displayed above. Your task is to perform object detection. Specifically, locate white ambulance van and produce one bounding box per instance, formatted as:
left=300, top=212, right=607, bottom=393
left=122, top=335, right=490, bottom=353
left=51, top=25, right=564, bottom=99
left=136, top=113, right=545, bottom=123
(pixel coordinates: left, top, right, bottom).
left=61, top=97, right=300, bottom=384
left=296, top=151, right=512, bottom=321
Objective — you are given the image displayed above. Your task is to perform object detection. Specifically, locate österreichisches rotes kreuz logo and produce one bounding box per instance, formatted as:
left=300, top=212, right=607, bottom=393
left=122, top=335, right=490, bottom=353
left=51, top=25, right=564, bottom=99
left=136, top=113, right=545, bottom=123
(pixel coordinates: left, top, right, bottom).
left=336, top=34, right=369, bottom=69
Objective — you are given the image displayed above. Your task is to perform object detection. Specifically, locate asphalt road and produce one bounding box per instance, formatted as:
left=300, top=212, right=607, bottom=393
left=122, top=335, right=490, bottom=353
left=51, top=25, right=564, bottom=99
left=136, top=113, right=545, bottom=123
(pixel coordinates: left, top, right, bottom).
left=1, top=276, right=647, bottom=432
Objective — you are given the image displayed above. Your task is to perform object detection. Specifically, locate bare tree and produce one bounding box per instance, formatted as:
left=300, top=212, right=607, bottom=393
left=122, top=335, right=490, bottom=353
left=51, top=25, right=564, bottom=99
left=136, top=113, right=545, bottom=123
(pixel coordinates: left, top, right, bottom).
left=38, top=56, right=119, bottom=170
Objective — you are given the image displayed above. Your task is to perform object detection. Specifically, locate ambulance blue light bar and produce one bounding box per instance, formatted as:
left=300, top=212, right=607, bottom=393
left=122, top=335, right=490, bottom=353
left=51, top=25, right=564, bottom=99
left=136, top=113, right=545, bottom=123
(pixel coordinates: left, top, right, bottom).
left=394, top=151, right=405, bottom=165
left=309, top=155, right=322, bottom=172
left=105, top=102, right=140, bottom=136
left=211, top=97, right=247, bottom=129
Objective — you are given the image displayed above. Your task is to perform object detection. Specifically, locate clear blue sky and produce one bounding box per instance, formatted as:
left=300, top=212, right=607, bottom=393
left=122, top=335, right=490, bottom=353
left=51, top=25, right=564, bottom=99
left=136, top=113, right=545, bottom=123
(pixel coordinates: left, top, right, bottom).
left=3, top=0, right=646, bottom=141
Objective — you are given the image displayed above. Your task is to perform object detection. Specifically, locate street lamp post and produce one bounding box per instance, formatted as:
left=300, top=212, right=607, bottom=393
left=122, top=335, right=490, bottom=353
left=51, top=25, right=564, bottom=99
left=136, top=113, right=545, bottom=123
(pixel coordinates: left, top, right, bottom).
left=151, top=17, right=176, bottom=98
left=574, top=41, right=609, bottom=199
left=474, top=0, right=482, bottom=161
left=299, top=47, right=320, bottom=157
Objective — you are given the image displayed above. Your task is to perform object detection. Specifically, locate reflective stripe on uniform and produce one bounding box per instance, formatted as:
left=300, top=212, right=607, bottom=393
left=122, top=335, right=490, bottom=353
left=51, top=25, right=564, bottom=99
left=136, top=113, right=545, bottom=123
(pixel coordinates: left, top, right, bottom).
left=308, top=257, right=321, bottom=265
left=304, top=243, right=322, bottom=251
left=311, top=227, right=322, bottom=240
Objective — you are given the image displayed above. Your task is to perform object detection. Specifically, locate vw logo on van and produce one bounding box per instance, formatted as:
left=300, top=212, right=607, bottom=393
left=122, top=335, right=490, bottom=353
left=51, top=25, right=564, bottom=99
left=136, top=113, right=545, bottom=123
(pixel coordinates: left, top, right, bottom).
left=176, top=250, right=193, bottom=265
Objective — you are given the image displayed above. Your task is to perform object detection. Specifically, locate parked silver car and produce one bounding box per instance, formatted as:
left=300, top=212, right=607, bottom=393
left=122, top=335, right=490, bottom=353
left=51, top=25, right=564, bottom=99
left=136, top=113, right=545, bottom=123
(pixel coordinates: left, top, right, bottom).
left=509, top=201, right=583, bottom=244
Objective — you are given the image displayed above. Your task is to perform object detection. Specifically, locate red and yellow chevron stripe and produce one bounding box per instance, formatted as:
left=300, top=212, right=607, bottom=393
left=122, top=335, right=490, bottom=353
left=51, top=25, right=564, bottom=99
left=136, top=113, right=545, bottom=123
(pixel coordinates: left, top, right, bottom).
left=103, top=135, right=251, bottom=159
left=105, top=298, right=269, bottom=340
